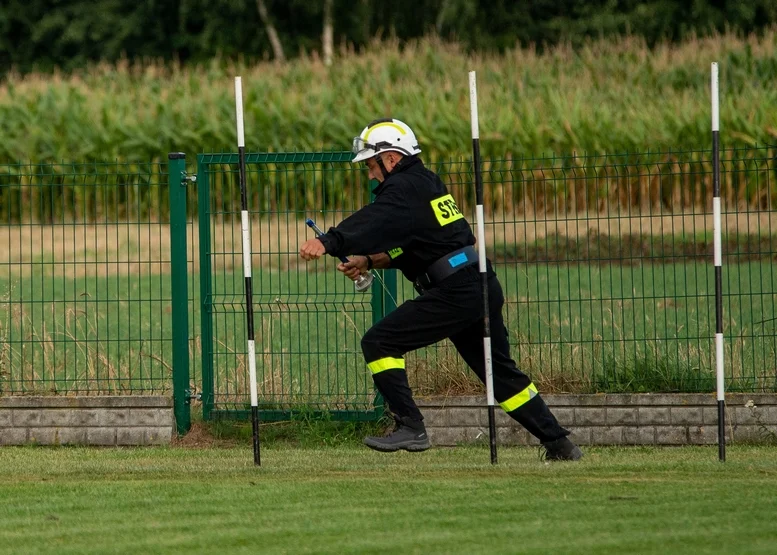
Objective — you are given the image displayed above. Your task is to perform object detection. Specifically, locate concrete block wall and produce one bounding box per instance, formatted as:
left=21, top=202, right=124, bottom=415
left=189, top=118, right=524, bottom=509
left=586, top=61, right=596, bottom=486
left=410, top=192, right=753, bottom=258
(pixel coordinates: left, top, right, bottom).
left=0, top=396, right=174, bottom=446
left=417, top=393, right=777, bottom=446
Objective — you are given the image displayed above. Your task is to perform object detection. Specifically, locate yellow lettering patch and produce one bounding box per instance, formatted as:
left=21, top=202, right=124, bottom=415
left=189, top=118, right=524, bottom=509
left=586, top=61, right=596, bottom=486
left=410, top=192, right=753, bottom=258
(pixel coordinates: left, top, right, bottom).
left=431, top=194, right=464, bottom=226
left=388, top=247, right=403, bottom=259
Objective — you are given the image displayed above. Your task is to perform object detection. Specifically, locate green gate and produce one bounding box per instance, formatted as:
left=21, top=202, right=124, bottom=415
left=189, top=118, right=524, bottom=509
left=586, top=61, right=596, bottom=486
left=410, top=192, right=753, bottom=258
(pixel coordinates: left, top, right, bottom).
left=196, top=152, right=396, bottom=421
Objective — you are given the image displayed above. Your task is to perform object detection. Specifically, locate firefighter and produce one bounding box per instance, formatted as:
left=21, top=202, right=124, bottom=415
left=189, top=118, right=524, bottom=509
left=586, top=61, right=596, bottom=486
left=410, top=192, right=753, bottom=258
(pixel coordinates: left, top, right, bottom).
left=299, top=118, right=582, bottom=460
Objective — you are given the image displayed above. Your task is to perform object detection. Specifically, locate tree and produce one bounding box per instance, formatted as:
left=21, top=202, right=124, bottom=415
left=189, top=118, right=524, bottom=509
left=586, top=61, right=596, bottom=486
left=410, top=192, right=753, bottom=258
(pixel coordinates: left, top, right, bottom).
left=3, top=0, right=777, bottom=74
left=256, top=0, right=285, bottom=62
left=323, top=0, right=333, bottom=66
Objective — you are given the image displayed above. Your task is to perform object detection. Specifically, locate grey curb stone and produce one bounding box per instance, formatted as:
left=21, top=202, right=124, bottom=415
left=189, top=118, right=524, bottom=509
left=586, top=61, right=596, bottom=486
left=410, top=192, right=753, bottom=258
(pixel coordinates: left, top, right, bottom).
left=0, top=396, right=173, bottom=446
left=417, top=393, right=777, bottom=446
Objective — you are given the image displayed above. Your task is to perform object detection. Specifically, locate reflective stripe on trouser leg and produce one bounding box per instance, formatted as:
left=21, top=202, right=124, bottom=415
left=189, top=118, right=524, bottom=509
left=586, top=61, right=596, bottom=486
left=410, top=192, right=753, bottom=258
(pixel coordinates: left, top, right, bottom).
left=442, top=269, right=570, bottom=443
left=367, top=357, right=405, bottom=374
left=499, top=383, right=538, bottom=412
left=359, top=286, right=488, bottom=423
left=364, top=353, right=421, bottom=420
left=367, top=363, right=423, bottom=422
left=503, top=392, right=569, bottom=443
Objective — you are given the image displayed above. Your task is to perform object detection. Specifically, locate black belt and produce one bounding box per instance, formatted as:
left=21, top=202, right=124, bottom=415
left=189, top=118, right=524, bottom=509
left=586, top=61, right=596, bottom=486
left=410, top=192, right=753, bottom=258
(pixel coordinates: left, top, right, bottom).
left=414, top=246, right=478, bottom=292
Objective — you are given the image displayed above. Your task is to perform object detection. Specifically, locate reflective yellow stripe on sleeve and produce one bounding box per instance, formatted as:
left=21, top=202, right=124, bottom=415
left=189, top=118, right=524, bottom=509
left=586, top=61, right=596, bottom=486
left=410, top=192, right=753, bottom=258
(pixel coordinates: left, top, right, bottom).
left=499, top=383, right=539, bottom=412
left=367, top=357, right=405, bottom=375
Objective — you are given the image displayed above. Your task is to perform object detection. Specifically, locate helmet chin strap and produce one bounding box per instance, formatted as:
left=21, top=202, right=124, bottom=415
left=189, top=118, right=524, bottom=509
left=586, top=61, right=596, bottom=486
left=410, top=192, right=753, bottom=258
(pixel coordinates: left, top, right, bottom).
left=375, top=154, right=389, bottom=181
left=373, top=152, right=411, bottom=181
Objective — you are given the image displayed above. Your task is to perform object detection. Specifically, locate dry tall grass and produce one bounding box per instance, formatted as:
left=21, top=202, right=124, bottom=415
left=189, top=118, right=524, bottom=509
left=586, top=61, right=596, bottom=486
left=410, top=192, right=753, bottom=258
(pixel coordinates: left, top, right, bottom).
left=2, top=211, right=775, bottom=278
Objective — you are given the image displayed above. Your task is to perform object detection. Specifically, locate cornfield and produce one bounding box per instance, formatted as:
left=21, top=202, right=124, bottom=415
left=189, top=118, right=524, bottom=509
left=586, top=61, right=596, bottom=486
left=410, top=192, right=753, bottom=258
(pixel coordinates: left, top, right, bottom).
left=1, top=31, right=776, bottom=220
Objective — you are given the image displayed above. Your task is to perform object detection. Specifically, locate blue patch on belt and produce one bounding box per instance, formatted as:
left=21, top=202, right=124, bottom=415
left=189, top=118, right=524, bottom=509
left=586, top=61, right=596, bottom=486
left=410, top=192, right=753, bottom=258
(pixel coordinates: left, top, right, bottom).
left=448, top=253, right=468, bottom=268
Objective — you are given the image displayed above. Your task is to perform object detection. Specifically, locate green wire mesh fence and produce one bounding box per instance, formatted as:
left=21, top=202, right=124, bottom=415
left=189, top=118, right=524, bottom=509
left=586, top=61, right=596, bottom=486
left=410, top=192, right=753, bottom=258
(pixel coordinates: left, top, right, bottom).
left=196, top=152, right=383, bottom=420
left=407, top=146, right=777, bottom=395
left=0, top=161, right=175, bottom=394
left=1, top=146, right=774, bottom=420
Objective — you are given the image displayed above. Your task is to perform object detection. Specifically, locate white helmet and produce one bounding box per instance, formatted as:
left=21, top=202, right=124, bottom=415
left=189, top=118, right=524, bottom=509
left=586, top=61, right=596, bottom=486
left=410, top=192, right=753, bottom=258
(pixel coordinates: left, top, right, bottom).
left=351, top=118, right=422, bottom=163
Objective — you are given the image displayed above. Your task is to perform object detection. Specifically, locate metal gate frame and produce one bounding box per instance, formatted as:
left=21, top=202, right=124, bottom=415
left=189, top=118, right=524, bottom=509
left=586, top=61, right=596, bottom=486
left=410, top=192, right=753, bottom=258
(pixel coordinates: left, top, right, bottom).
left=195, top=151, right=396, bottom=422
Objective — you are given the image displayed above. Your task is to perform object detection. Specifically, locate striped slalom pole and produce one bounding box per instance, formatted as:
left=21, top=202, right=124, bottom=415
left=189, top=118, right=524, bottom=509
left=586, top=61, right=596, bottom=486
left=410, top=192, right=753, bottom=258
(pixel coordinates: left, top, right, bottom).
left=711, top=63, right=725, bottom=463
left=235, top=76, right=261, bottom=466
left=469, top=71, right=497, bottom=465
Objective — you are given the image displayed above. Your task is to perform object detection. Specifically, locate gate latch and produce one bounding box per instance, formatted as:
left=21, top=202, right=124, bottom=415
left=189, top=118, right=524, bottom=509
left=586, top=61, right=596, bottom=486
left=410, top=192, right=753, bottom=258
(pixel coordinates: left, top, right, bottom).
left=180, top=172, right=197, bottom=186
left=185, top=389, right=202, bottom=404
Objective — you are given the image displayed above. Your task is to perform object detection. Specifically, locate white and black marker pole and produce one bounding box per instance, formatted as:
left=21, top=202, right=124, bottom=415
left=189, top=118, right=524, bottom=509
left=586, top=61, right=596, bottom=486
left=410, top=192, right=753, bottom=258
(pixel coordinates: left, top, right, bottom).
left=711, top=62, right=725, bottom=463
left=235, top=76, right=261, bottom=466
left=469, top=71, right=497, bottom=465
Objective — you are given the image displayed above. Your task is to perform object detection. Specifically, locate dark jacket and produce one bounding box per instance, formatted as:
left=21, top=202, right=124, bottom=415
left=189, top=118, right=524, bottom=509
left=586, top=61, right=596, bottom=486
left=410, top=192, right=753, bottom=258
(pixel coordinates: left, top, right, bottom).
left=318, top=156, right=476, bottom=282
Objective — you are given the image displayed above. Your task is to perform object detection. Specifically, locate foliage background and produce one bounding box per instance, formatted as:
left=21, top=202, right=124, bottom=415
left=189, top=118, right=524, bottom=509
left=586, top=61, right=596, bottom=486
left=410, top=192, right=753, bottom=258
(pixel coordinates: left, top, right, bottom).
left=2, top=0, right=777, bottom=73
left=1, top=32, right=776, bottom=165
left=2, top=1, right=776, bottom=164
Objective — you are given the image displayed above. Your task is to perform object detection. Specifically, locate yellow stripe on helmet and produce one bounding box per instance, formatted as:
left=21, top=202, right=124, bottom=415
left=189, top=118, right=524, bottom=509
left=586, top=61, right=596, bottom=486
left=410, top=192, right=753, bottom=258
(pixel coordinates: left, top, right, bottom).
left=363, top=122, right=407, bottom=140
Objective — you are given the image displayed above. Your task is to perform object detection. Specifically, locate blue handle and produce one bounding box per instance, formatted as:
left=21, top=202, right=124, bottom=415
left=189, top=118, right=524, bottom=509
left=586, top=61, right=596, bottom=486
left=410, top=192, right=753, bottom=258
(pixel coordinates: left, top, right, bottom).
left=306, top=219, right=349, bottom=264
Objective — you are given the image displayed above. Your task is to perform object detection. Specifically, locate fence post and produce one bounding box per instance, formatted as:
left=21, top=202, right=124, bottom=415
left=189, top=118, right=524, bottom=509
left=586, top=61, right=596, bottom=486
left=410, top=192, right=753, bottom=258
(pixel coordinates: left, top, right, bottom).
left=168, top=152, right=191, bottom=435
left=197, top=158, right=215, bottom=421
left=380, top=270, right=397, bottom=315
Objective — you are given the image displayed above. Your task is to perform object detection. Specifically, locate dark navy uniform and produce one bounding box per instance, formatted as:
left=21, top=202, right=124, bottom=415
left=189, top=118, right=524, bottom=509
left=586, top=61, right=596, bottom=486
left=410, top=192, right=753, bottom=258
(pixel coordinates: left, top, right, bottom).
left=319, top=156, right=569, bottom=444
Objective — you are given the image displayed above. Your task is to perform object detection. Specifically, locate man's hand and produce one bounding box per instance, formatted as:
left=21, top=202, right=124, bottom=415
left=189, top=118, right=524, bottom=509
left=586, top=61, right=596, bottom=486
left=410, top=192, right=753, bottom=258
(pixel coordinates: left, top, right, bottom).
left=337, top=256, right=369, bottom=281
left=299, top=238, right=326, bottom=261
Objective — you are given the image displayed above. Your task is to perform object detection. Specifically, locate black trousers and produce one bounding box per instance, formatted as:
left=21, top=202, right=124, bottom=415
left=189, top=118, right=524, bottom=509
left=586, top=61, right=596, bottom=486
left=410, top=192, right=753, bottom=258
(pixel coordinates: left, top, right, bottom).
left=361, top=264, right=568, bottom=443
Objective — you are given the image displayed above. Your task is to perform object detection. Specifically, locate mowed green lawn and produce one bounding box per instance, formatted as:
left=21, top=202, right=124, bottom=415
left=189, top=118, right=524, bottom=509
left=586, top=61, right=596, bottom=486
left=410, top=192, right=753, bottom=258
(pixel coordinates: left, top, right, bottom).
left=0, top=445, right=776, bottom=554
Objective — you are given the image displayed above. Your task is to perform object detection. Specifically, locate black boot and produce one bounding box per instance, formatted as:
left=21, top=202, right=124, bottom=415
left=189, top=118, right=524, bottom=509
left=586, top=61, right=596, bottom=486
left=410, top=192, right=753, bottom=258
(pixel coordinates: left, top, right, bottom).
left=363, top=416, right=431, bottom=452
left=541, top=436, right=583, bottom=461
